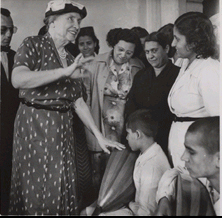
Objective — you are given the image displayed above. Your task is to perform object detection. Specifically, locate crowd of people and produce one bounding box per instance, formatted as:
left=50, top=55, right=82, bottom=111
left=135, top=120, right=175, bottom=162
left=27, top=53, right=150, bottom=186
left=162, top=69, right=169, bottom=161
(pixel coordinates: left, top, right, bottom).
left=1, top=0, right=220, bottom=216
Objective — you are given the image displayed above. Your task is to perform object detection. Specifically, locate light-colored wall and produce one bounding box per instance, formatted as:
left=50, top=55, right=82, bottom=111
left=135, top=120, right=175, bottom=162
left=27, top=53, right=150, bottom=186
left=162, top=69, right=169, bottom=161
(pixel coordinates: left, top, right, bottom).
left=2, top=0, right=203, bottom=54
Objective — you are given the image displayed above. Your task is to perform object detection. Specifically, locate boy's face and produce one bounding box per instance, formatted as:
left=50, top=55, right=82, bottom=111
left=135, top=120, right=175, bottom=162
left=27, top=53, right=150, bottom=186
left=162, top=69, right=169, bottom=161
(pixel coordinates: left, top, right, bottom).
left=181, top=132, right=219, bottom=179
left=126, top=128, right=139, bottom=151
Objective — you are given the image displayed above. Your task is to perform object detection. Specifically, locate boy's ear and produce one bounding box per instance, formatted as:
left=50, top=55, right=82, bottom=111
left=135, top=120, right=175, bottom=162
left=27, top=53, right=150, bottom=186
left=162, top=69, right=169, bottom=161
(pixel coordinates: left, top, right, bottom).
left=135, top=130, right=142, bottom=139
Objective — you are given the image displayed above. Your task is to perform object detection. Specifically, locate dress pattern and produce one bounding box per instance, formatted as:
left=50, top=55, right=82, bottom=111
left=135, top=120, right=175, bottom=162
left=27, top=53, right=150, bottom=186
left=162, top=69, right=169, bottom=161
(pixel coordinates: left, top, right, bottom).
left=103, top=60, right=132, bottom=142
left=8, top=33, right=85, bottom=215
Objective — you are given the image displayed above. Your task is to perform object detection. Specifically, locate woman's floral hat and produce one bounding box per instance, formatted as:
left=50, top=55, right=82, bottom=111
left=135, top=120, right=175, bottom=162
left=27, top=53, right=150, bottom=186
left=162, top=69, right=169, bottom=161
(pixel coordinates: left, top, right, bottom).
left=45, top=0, right=87, bottom=19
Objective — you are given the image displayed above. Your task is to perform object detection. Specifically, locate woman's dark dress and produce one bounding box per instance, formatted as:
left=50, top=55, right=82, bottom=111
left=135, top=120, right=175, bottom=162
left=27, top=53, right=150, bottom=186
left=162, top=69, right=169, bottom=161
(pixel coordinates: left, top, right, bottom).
left=125, top=60, right=180, bottom=158
left=8, top=33, right=91, bottom=215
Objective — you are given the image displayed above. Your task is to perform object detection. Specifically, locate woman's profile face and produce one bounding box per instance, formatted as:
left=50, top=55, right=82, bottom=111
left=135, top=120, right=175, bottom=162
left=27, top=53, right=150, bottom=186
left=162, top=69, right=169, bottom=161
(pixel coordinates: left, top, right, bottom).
left=78, top=35, right=96, bottom=58
left=171, top=26, right=194, bottom=59
left=53, top=12, right=82, bottom=43
left=113, top=40, right=135, bottom=65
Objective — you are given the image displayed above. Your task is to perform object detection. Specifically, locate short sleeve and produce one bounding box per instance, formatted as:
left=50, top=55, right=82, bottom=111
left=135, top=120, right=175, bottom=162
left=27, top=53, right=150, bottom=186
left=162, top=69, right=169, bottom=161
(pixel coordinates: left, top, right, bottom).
left=13, top=37, right=38, bottom=70
left=72, top=78, right=84, bottom=102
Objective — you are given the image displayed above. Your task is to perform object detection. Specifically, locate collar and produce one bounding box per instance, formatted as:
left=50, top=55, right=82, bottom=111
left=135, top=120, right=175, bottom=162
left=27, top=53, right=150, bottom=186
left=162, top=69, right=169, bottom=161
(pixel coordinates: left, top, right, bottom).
left=1, top=45, right=11, bottom=53
left=95, top=50, right=143, bottom=68
left=109, top=58, right=131, bottom=75
left=136, top=142, right=160, bottom=164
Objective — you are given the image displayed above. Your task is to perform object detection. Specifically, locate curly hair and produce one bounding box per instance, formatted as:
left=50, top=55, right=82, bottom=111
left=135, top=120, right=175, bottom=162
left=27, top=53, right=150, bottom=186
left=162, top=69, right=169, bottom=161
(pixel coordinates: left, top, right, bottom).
left=174, top=12, right=217, bottom=59
left=106, top=28, right=143, bottom=58
left=75, top=26, right=100, bottom=54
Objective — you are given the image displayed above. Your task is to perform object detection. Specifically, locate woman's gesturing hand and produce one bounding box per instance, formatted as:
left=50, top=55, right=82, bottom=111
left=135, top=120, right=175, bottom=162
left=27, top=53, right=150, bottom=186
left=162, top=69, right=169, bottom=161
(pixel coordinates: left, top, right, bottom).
left=97, top=136, right=126, bottom=154
left=64, top=53, right=94, bottom=78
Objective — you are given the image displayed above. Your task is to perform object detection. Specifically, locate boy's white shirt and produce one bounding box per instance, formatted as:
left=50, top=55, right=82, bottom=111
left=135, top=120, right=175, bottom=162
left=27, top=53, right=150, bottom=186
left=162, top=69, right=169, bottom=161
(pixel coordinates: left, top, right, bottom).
left=129, top=142, right=171, bottom=216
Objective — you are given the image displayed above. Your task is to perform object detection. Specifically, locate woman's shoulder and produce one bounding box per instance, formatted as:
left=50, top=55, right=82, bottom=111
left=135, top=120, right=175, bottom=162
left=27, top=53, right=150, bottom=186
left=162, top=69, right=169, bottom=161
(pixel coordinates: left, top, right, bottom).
left=94, top=51, right=111, bottom=63
left=133, top=67, right=150, bottom=82
left=129, top=56, right=145, bottom=69
left=196, top=57, right=220, bottom=74
left=18, top=35, right=46, bottom=50
left=22, top=35, right=45, bottom=43
left=192, top=57, right=220, bottom=82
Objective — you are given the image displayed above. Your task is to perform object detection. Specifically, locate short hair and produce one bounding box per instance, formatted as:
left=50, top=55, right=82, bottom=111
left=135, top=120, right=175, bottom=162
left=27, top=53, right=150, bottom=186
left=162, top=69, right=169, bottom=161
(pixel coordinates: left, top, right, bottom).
left=1, top=8, right=11, bottom=17
left=158, top=23, right=176, bottom=58
left=174, top=11, right=217, bottom=59
left=131, top=26, right=149, bottom=38
left=75, top=26, right=100, bottom=54
left=186, top=116, right=219, bottom=155
left=145, top=31, right=169, bottom=50
left=126, top=109, right=158, bottom=139
left=106, top=28, right=143, bottom=58
left=43, top=15, right=59, bottom=32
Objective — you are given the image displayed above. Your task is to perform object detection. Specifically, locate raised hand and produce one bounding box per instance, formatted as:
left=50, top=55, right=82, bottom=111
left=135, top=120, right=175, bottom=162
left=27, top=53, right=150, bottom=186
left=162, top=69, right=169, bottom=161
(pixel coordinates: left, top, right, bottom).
left=64, top=53, right=94, bottom=78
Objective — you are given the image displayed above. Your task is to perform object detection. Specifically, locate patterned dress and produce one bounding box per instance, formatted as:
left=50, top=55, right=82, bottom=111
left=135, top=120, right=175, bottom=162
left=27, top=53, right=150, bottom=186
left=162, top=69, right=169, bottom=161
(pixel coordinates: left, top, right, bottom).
left=8, top=33, right=89, bottom=215
left=103, top=59, right=133, bottom=142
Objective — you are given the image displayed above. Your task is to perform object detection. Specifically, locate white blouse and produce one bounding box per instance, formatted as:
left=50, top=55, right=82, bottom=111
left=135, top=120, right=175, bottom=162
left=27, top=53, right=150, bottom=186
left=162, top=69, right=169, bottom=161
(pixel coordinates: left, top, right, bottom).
left=168, top=57, right=220, bottom=117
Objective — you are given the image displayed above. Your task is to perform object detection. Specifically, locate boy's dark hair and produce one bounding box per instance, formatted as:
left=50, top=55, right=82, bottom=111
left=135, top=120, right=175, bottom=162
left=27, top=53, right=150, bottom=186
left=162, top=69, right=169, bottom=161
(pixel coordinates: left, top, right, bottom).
left=1, top=8, right=11, bottom=17
left=126, top=109, right=158, bottom=139
left=186, top=116, right=219, bottom=154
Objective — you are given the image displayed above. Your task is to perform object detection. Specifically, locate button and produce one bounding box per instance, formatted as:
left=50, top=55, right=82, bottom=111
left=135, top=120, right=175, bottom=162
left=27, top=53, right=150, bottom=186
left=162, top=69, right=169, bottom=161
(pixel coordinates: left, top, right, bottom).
left=111, top=126, right=116, bottom=130
left=112, top=101, right=116, bottom=105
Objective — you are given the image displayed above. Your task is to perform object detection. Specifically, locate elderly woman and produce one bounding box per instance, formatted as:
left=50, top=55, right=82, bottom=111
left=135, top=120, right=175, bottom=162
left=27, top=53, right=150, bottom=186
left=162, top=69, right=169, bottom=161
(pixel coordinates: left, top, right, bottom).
left=8, top=0, right=124, bottom=215
left=168, top=12, right=220, bottom=168
left=86, top=28, right=144, bottom=194
left=125, top=31, right=180, bottom=160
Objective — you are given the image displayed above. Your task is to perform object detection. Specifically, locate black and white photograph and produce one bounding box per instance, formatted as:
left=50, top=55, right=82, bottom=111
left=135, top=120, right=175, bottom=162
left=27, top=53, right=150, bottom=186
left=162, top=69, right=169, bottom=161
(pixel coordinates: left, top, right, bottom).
left=1, top=0, right=220, bottom=216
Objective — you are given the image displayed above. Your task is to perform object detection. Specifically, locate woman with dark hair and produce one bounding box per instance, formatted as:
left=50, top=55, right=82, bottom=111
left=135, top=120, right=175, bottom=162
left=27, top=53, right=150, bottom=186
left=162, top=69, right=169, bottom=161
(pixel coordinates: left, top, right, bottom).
left=74, top=26, right=100, bottom=106
left=125, top=31, right=180, bottom=160
left=158, top=24, right=176, bottom=59
left=168, top=12, right=220, bottom=168
left=158, top=23, right=183, bottom=67
left=131, top=26, right=150, bottom=67
left=85, top=28, right=144, bottom=194
left=8, top=0, right=124, bottom=215
left=75, top=26, right=100, bottom=56
left=71, top=27, right=100, bottom=206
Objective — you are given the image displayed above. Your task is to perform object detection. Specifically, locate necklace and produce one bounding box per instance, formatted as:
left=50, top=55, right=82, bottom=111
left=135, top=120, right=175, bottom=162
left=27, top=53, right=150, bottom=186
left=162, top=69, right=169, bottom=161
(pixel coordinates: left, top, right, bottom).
left=58, top=50, right=68, bottom=59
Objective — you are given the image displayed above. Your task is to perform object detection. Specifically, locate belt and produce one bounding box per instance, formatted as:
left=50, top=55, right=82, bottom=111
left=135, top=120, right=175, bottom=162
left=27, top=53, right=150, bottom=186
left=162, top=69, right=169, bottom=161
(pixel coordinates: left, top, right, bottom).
left=21, top=99, right=71, bottom=113
left=173, top=116, right=203, bottom=122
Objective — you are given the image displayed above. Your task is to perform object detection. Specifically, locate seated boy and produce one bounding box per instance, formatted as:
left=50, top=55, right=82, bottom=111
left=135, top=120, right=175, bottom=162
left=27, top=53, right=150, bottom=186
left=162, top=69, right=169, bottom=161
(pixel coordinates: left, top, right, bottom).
left=94, top=109, right=171, bottom=216
left=156, top=116, right=220, bottom=216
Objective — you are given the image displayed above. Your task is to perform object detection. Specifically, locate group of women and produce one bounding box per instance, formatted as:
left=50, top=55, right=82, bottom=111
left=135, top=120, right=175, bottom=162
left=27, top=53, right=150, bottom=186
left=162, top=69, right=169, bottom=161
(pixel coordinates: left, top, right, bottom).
left=8, top=0, right=219, bottom=215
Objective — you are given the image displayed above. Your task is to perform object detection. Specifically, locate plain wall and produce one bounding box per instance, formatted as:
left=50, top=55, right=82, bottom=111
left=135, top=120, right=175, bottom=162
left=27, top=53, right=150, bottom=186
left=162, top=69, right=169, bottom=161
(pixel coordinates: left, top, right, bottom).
left=2, top=0, right=150, bottom=53
left=2, top=0, right=203, bottom=53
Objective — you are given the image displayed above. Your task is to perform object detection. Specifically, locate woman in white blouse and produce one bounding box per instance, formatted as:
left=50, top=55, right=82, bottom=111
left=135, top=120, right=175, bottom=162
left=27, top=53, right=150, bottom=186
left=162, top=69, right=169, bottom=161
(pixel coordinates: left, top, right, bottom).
left=168, top=12, right=220, bottom=168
